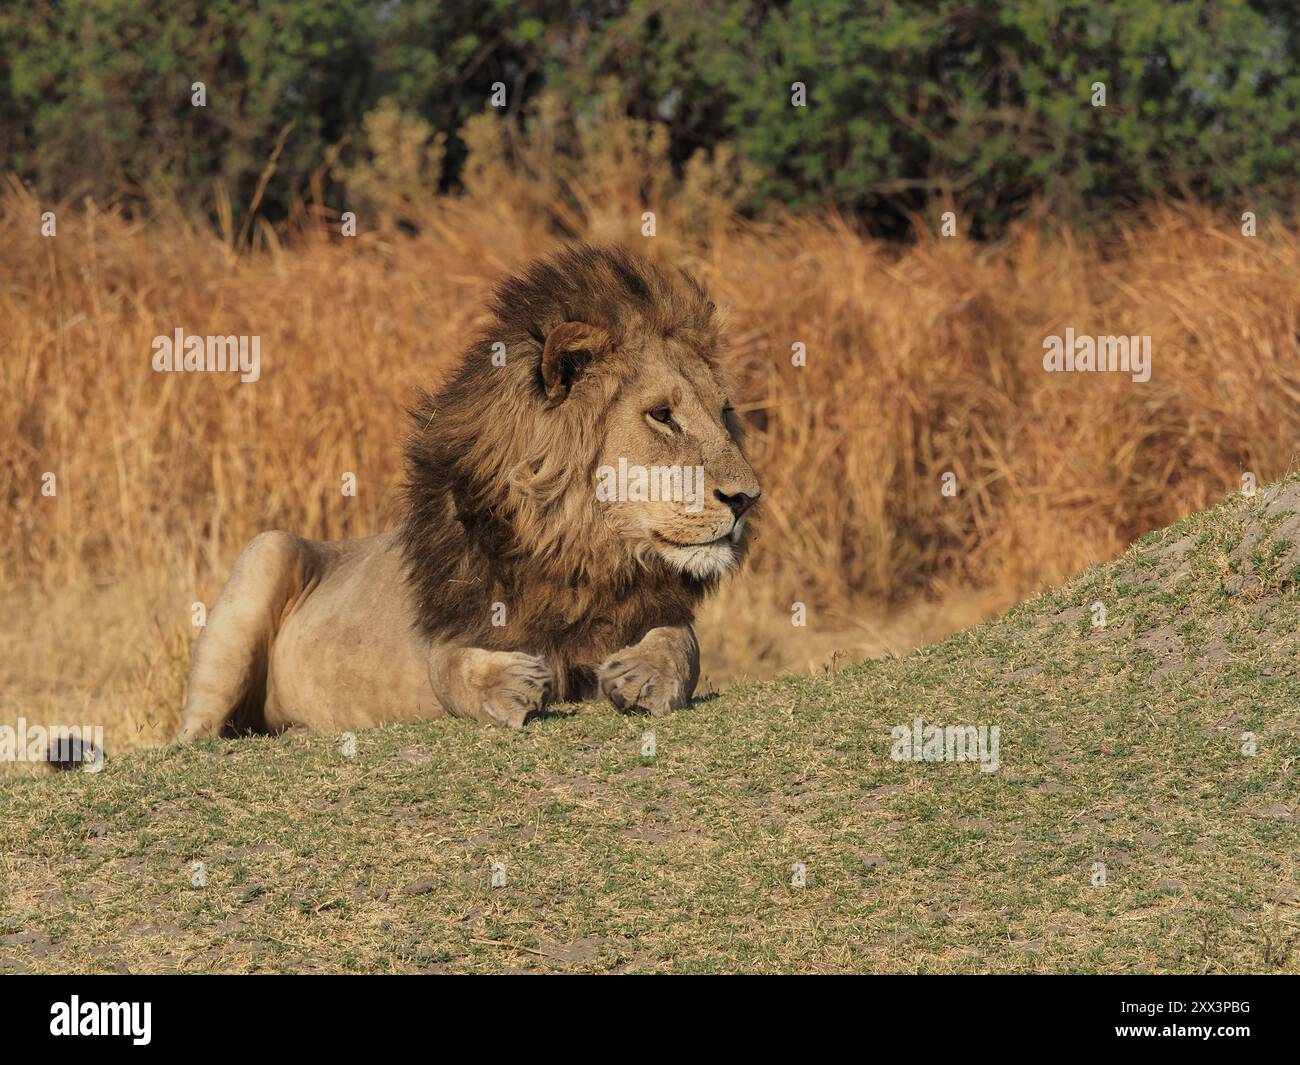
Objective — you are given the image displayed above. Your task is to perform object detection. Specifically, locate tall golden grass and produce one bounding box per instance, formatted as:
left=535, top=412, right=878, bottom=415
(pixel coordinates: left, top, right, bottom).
left=3, top=109, right=1299, bottom=750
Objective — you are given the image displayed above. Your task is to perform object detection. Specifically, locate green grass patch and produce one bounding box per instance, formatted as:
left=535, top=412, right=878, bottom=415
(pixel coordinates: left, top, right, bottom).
left=2, top=481, right=1298, bottom=973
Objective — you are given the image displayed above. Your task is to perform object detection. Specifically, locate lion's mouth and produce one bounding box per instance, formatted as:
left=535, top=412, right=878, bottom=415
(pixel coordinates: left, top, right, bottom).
left=652, top=516, right=747, bottom=550
left=651, top=522, right=745, bottom=581
left=653, top=532, right=729, bottom=549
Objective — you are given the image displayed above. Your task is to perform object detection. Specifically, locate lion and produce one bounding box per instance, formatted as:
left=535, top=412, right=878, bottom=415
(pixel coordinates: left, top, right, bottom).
left=176, top=244, right=761, bottom=739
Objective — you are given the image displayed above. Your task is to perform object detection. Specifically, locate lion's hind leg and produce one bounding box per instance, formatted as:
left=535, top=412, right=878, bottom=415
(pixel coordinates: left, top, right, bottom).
left=176, top=531, right=306, bottom=742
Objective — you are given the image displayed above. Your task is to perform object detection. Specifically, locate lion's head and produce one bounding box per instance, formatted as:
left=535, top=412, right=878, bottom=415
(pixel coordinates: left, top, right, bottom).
left=401, top=244, right=760, bottom=670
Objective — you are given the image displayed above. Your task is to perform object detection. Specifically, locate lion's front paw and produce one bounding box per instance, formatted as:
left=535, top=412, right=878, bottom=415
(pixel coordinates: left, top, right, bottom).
left=597, top=651, right=686, bottom=718
left=469, top=651, right=555, bottom=729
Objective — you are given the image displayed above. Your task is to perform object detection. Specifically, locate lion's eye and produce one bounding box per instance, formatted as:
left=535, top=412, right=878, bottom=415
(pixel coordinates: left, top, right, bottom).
left=648, top=406, right=674, bottom=426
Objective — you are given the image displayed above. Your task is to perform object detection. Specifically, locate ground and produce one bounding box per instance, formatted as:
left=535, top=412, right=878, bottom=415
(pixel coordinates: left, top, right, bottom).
left=1, top=480, right=1297, bottom=973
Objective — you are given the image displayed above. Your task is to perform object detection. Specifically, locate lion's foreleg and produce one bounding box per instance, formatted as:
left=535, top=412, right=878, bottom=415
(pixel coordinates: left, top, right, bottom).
left=427, top=644, right=555, bottom=729
left=176, top=531, right=305, bottom=742
left=597, top=623, right=699, bottom=717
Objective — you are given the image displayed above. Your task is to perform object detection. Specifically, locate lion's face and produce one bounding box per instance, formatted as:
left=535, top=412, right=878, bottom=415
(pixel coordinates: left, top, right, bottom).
left=593, top=339, right=761, bottom=581
left=407, top=244, right=763, bottom=622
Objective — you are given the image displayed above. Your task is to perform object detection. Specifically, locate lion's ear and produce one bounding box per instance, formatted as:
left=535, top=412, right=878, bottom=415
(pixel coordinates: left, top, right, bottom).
left=539, top=321, right=611, bottom=406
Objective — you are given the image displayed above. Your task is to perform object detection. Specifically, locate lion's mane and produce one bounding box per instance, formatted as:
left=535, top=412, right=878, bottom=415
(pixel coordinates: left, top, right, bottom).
left=399, top=244, right=726, bottom=695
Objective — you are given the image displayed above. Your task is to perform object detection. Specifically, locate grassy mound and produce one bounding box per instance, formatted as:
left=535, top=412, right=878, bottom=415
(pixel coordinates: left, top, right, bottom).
left=2, top=480, right=1297, bottom=973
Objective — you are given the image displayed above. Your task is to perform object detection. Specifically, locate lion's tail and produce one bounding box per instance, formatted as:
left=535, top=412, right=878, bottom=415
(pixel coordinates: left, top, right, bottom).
left=44, top=731, right=104, bottom=772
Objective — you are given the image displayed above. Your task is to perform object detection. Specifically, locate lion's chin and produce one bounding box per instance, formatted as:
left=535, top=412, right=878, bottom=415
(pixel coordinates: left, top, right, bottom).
left=656, top=539, right=738, bottom=581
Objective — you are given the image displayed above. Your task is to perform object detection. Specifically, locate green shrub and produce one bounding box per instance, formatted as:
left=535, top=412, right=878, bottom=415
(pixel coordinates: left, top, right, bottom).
left=4, top=0, right=1298, bottom=236
left=570, top=0, right=1300, bottom=235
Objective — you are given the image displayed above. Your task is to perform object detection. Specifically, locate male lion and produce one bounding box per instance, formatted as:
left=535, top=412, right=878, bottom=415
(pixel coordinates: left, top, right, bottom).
left=177, top=244, right=760, bottom=739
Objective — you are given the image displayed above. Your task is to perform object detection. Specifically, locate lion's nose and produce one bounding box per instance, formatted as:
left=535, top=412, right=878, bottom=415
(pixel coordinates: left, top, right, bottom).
left=715, top=488, right=758, bottom=518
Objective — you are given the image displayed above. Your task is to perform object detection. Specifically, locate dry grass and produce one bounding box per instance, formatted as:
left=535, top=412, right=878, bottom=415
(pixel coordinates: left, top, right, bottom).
left=3, top=111, right=1299, bottom=752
